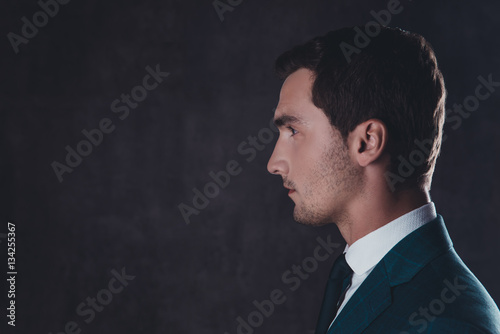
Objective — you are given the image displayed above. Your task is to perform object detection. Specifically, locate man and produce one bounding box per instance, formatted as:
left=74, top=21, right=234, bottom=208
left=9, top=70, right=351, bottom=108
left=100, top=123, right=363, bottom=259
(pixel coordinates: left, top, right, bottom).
left=267, top=26, right=500, bottom=333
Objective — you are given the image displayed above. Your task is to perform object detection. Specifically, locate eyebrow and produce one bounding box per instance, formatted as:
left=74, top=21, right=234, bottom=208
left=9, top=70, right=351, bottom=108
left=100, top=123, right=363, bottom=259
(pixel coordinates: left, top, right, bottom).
left=273, top=114, right=307, bottom=128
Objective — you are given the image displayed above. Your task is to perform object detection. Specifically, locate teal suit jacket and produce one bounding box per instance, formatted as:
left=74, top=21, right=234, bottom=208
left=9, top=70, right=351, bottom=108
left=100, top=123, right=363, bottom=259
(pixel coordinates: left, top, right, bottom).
left=326, top=215, right=500, bottom=333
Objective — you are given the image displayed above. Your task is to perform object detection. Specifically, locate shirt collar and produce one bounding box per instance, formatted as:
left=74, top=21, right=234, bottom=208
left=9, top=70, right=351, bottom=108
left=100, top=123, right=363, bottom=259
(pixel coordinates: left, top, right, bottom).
left=344, top=202, right=437, bottom=275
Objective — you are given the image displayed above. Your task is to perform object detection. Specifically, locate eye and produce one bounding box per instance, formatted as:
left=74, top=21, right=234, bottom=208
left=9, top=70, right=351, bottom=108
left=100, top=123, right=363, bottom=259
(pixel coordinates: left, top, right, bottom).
left=287, top=126, right=298, bottom=136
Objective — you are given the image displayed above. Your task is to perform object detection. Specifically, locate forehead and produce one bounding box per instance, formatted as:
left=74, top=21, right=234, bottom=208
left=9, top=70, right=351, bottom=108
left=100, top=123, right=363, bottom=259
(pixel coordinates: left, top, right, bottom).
left=274, top=68, right=317, bottom=122
left=274, top=68, right=329, bottom=123
left=280, top=68, right=314, bottom=99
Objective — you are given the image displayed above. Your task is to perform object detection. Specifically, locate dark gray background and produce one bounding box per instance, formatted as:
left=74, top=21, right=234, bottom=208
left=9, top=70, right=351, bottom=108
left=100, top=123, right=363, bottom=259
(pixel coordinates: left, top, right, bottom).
left=1, top=0, right=499, bottom=333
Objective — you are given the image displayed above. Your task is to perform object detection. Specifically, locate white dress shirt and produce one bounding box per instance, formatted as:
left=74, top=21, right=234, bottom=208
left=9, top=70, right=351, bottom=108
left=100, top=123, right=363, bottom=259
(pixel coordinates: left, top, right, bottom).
left=328, top=202, right=437, bottom=329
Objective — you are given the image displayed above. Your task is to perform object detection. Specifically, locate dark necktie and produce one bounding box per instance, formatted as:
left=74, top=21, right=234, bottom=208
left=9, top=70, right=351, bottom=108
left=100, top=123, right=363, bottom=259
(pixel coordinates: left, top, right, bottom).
left=315, top=253, right=353, bottom=334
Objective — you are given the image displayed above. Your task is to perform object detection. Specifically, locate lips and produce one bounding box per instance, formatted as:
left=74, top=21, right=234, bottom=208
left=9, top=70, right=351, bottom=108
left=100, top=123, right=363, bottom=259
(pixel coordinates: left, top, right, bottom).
left=284, top=185, right=295, bottom=195
left=283, top=179, right=295, bottom=195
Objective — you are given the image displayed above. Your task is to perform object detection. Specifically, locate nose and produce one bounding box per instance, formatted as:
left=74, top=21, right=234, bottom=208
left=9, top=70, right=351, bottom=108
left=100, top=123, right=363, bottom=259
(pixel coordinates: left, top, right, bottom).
left=267, top=141, right=288, bottom=176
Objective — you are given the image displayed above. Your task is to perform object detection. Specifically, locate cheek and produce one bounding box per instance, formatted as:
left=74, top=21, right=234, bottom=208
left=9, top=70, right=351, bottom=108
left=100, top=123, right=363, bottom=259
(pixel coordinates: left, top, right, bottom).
left=289, top=132, right=335, bottom=183
left=289, top=146, right=310, bottom=176
left=292, top=149, right=325, bottom=189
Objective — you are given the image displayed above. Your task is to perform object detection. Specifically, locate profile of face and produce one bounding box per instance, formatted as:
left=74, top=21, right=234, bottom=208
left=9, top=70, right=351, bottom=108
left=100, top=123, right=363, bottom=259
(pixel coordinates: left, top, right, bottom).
left=267, top=68, right=363, bottom=226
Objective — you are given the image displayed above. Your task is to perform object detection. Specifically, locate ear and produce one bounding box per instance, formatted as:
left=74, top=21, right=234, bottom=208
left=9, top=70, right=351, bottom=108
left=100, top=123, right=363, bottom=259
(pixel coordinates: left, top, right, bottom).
left=348, top=119, right=388, bottom=167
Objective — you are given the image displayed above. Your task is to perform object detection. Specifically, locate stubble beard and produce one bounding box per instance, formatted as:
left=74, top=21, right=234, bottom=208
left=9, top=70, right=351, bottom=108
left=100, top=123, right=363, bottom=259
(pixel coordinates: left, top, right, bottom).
left=292, top=139, right=362, bottom=226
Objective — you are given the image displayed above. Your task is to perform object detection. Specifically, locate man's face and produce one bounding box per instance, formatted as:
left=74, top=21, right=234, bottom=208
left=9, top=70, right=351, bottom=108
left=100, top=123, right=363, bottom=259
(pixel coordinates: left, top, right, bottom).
left=267, top=68, right=362, bottom=226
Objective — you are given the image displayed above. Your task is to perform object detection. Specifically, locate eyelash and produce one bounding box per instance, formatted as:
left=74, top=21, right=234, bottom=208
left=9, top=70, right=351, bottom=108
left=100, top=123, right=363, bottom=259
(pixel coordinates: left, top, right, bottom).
left=287, top=126, right=298, bottom=136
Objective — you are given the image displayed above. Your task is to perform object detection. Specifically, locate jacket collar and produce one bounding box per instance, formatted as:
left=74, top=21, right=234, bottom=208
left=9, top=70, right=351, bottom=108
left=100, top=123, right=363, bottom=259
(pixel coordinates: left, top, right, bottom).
left=328, top=215, right=453, bottom=333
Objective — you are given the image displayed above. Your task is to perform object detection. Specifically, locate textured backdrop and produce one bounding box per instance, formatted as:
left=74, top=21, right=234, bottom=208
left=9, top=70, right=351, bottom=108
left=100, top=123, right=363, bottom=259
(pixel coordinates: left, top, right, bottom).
left=2, top=0, right=500, bottom=333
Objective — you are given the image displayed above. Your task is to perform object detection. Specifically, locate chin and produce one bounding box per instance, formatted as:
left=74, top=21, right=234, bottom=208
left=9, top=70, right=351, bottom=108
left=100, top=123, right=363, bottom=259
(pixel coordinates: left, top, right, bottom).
left=293, top=207, right=333, bottom=226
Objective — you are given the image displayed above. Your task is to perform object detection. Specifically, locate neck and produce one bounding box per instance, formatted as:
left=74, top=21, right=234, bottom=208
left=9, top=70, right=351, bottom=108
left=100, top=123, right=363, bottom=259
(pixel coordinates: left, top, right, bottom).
left=336, top=186, right=431, bottom=246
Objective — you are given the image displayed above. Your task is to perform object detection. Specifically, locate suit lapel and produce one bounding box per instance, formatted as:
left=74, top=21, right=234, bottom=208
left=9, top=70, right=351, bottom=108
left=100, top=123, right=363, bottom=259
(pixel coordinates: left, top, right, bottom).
left=328, top=264, right=392, bottom=334
left=327, top=215, right=453, bottom=334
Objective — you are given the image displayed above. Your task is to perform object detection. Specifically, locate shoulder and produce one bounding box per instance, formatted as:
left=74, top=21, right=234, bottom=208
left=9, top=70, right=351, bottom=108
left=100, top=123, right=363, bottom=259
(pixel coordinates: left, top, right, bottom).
left=384, top=248, right=500, bottom=333
left=396, top=317, right=498, bottom=334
